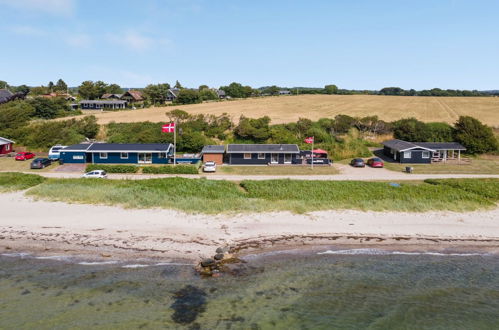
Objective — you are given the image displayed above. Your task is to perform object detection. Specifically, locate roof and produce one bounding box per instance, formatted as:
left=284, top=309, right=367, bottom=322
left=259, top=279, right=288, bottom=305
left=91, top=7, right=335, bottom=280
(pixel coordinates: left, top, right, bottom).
left=0, top=89, right=14, bottom=103
left=63, top=143, right=172, bottom=153
left=122, top=90, right=143, bottom=101
left=382, top=139, right=466, bottom=152
left=0, top=137, right=15, bottom=145
left=227, top=144, right=300, bottom=154
left=416, top=142, right=466, bottom=151
left=79, top=100, right=127, bottom=105
left=201, top=145, right=225, bottom=154
left=101, top=93, right=123, bottom=99
left=167, top=88, right=181, bottom=97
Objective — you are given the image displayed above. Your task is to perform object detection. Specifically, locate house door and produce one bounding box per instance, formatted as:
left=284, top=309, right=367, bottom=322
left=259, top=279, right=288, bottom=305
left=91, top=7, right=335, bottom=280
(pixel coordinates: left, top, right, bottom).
left=138, top=153, right=152, bottom=164
left=271, top=153, right=278, bottom=163
left=284, top=153, right=292, bottom=164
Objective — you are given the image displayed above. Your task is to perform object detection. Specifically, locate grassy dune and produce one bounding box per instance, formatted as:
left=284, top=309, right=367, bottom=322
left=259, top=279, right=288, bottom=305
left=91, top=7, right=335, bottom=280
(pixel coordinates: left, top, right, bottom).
left=0, top=172, right=46, bottom=192
left=24, top=177, right=499, bottom=214
left=62, top=95, right=499, bottom=126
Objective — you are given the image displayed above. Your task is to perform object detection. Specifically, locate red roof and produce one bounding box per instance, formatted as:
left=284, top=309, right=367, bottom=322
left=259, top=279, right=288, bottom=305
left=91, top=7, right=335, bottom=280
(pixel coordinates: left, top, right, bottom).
left=313, top=149, right=328, bottom=154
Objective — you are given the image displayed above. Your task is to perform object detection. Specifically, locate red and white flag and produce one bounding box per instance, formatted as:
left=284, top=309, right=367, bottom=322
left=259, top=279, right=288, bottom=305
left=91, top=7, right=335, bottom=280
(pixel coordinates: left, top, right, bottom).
left=304, top=137, right=314, bottom=144
left=162, top=122, right=175, bottom=133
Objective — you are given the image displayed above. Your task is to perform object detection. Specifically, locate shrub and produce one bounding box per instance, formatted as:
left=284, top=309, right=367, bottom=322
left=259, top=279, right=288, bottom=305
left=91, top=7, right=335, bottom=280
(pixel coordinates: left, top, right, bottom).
left=453, top=116, right=498, bottom=154
left=141, top=165, right=198, bottom=174
left=85, top=164, right=138, bottom=173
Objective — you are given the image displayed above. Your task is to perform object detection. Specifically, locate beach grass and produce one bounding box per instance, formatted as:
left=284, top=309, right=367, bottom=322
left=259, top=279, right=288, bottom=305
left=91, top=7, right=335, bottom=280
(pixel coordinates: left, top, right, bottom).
left=25, top=177, right=499, bottom=214
left=217, top=165, right=339, bottom=175
left=383, top=157, right=499, bottom=175
left=0, top=172, right=46, bottom=192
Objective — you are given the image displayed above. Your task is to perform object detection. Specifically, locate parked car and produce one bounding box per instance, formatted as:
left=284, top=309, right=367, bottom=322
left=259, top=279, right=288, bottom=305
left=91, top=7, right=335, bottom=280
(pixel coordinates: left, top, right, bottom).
left=202, top=161, right=217, bottom=172
left=367, top=157, right=384, bottom=168
left=82, top=170, right=108, bottom=179
left=15, top=152, right=35, bottom=161
left=350, top=158, right=366, bottom=167
left=48, top=145, right=67, bottom=160
left=30, top=158, right=52, bottom=169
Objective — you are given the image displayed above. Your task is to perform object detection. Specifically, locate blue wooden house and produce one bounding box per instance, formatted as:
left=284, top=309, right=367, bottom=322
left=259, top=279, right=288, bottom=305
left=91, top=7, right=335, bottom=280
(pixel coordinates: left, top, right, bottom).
left=60, top=143, right=173, bottom=164
left=226, top=144, right=301, bottom=165
left=382, top=139, right=466, bottom=164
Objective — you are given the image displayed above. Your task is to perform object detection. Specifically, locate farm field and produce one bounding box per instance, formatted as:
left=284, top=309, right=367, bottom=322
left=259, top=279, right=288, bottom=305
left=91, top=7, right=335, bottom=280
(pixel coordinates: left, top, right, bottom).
left=65, top=95, right=499, bottom=126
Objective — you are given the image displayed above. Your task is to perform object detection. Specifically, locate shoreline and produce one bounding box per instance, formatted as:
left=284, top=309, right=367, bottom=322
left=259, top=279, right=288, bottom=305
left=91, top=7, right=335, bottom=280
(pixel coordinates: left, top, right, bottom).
left=1, top=191, right=498, bottom=263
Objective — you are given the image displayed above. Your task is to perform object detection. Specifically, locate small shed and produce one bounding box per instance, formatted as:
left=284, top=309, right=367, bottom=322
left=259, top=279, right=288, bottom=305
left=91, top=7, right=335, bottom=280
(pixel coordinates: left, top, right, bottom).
left=0, top=137, right=14, bottom=154
left=201, top=145, right=225, bottom=165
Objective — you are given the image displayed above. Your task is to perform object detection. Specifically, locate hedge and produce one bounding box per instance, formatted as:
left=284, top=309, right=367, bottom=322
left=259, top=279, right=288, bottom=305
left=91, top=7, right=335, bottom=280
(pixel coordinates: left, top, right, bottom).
left=141, top=165, right=199, bottom=174
left=85, top=164, right=138, bottom=173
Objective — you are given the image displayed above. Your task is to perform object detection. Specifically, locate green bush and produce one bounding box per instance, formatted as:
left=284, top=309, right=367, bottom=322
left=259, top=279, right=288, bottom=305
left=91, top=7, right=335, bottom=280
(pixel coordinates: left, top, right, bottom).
left=85, top=164, right=138, bottom=173
left=141, top=165, right=198, bottom=174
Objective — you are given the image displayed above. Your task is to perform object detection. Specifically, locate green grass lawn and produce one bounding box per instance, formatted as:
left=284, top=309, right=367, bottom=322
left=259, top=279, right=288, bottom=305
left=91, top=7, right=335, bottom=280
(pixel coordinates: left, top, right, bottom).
left=23, top=176, right=499, bottom=214
left=383, top=158, right=499, bottom=174
left=216, top=165, right=339, bottom=175
left=0, top=157, right=59, bottom=173
left=0, top=172, right=46, bottom=192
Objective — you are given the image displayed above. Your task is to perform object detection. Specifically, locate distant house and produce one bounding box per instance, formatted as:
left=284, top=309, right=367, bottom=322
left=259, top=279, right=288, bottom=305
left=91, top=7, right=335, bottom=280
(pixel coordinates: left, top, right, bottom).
left=79, top=100, right=127, bottom=110
left=201, top=145, right=225, bottom=165
left=216, top=89, right=226, bottom=99
left=226, top=144, right=301, bottom=165
left=0, top=89, right=25, bottom=104
left=279, top=90, right=292, bottom=95
left=60, top=143, right=173, bottom=164
left=101, top=93, right=123, bottom=100
left=0, top=137, right=14, bottom=155
left=40, top=92, right=76, bottom=101
left=382, top=139, right=466, bottom=164
left=121, top=90, right=144, bottom=103
left=166, top=88, right=181, bottom=102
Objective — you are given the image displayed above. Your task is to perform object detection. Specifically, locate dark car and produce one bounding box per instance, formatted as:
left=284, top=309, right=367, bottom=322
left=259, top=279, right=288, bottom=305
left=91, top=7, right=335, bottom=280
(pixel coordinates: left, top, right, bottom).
left=367, top=157, right=384, bottom=168
left=350, top=158, right=365, bottom=167
left=30, top=158, right=52, bottom=169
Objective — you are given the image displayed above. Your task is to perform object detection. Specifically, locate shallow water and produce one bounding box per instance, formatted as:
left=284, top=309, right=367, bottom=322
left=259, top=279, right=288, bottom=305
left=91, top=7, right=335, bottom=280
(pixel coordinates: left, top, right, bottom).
left=1, top=249, right=498, bottom=329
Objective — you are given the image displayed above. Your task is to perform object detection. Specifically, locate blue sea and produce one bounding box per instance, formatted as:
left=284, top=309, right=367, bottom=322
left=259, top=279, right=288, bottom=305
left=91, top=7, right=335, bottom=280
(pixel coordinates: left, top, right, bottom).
left=1, top=248, right=498, bottom=329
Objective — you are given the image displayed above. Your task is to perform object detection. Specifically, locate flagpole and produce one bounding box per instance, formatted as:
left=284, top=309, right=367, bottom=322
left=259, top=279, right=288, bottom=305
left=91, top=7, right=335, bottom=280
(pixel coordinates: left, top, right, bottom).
left=311, top=136, right=314, bottom=170
left=173, top=121, right=176, bottom=166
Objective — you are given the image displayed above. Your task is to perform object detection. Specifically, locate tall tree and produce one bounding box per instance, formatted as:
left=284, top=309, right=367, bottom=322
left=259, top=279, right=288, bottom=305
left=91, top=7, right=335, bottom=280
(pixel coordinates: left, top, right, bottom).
left=324, top=84, right=338, bottom=94
left=55, top=79, right=68, bottom=92
left=174, top=80, right=183, bottom=89
left=78, top=81, right=97, bottom=99
left=0, top=81, right=8, bottom=89
left=48, top=81, right=54, bottom=92
left=106, top=84, right=123, bottom=94
left=144, top=83, right=170, bottom=104
left=453, top=116, right=498, bottom=154
left=174, top=89, right=201, bottom=104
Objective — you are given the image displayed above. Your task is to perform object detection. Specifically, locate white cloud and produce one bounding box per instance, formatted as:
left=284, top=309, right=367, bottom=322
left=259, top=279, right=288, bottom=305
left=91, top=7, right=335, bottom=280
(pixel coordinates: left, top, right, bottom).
left=65, top=33, right=91, bottom=48
left=0, top=0, right=75, bottom=16
left=9, top=25, right=46, bottom=36
left=107, top=31, right=171, bottom=52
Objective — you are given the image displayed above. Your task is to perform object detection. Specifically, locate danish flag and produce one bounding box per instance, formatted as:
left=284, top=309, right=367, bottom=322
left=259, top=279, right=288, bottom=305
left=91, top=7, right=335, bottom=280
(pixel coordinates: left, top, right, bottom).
left=304, top=137, right=314, bottom=144
left=162, top=122, right=175, bottom=133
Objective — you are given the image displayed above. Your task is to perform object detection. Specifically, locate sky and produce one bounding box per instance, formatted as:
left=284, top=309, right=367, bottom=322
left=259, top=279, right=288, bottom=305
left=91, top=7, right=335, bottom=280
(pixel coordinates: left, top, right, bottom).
left=0, top=0, right=498, bottom=90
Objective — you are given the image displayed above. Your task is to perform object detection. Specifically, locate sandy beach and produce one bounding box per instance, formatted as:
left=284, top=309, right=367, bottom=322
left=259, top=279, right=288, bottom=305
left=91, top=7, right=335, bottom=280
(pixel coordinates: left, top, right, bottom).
left=1, top=191, right=498, bottom=262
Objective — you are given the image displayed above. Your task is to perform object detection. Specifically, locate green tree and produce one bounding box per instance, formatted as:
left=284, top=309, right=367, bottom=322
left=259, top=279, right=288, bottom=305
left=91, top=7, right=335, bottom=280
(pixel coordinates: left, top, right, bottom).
left=333, top=114, right=356, bottom=134
left=234, top=116, right=271, bottom=142
left=106, top=84, right=123, bottom=94
left=392, top=118, right=429, bottom=141
left=143, top=83, right=170, bottom=104
left=78, top=81, right=97, bottom=99
left=166, top=109, right=190, bottom=124
left=174, top=80, right=183, bottom=89
left=0, top=101, right=35, bottom=131
left=29, top=86, right=49, bottom=96
left=55, top=79, right=68, bottom=92
left=199, top=88, right=218, bottom=101
left=324, top=84, right=338, bottom=94
left=12, top=85, right=30, bottom=95
left=220, top=82, right=254, bottom=98
left=94, top=81, right=107, bottom=98
left=48, top=81, right=54, bottom=92
left=27, top=97, right=71, bottom=119
left=198, top=85, right=209, bottom=90
left=453, top=116, right=498, bottom=154
left=0, top=80, right=8, bottom=89
left=174, top=89, right=201, bottom=104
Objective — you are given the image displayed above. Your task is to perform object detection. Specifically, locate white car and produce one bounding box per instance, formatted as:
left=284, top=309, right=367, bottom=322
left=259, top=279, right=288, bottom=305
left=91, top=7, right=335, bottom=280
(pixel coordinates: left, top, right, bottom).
left=82, top=170, right=108, bottom=179
left=202, top=161, right=217, bottom=172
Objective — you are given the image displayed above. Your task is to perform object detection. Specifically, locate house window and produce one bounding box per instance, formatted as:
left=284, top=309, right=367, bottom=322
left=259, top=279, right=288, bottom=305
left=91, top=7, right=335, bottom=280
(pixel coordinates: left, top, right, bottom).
left=73, top=155, right=84, bottom=160
left=403, top=151, right=412, bottom=159
left=158, top=153, right=167, bottom=159
left=120, top=152, right=128, bottom=159
left=5, top=144, right=10, bottom=151
left=100, top=152, right=108, bottom=159
left=257, top=153, right=265, bottom=159
left=422, top=151, right=430, bottom=159
left=244, top=153, right=252, bottom=159
left=284, top=154, right=292, bottom=163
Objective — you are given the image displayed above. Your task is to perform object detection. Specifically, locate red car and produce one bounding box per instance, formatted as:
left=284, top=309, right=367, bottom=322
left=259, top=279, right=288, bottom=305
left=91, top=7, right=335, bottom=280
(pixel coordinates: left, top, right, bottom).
left=15, top=152, right=35, bottom=161
left=367, top=157, right=384, bottom=168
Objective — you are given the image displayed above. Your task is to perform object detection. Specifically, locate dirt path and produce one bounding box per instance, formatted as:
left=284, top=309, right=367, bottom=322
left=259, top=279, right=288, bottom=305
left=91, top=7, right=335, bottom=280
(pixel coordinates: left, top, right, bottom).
left=14, top=164, right=499, bottom=182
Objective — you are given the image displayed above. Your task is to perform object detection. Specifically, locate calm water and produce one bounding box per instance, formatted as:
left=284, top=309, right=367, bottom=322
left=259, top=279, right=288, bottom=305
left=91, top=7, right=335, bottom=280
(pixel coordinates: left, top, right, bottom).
left=1, top=248, right=498, bottom=329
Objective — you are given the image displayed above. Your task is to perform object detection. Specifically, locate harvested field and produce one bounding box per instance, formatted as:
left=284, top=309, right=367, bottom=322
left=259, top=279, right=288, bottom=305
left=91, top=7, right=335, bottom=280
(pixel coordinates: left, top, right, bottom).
left=64, top=95, right=499, bottom=126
